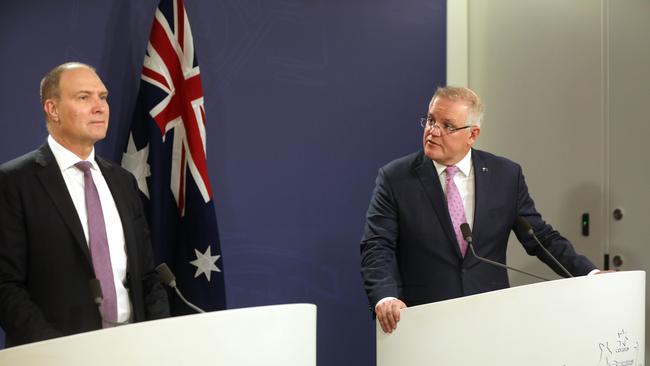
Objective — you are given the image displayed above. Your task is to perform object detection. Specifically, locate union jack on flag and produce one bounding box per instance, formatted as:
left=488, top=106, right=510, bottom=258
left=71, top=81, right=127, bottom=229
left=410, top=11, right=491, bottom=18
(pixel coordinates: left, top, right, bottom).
left=122, top=0, right=226, bottom=314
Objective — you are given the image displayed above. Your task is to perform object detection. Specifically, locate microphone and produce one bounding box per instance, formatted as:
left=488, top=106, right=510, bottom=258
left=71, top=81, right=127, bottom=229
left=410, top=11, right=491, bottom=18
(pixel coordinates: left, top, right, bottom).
left=515, top=217, right=573, bottom=278
left=155, top=263, right=206, bottom=313
left=89, top=278, right=103, bottom=305
left=88, top=279, right=129, bottom=326
left=460, top=223, right=550, bottom=281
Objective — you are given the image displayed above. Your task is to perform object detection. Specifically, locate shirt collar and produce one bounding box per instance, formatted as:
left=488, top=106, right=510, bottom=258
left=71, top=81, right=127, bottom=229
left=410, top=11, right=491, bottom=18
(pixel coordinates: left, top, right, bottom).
left=47, top=135, right=97, bottom=172
left=432, top=149, right=473, bottom=178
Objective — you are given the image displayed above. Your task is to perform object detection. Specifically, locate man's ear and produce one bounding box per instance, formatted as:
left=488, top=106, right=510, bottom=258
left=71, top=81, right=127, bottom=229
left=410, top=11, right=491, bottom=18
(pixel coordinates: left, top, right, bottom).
left=44, top=99, right=59, bottom=122
left=469, top=126, right=481, bottom=144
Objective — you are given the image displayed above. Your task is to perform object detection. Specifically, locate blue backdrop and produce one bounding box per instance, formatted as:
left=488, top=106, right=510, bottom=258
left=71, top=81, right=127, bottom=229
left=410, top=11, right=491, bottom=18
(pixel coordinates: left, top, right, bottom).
left=0, top=1, right=446, bottom=364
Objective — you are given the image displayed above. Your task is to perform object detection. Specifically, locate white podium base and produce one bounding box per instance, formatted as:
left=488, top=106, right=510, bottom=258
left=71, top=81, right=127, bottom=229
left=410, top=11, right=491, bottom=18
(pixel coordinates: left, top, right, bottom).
left=0, top=303, right=317, bottom=366
left=378, top=271, right=645, bottom=366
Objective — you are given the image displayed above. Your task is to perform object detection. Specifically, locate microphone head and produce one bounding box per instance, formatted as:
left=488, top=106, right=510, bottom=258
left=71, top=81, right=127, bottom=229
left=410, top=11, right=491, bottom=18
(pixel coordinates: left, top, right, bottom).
left=88, top=278, right=103, bottom=305
left=515, top=217, right=534, bottom=236
left=460, top=223, right=472, bottom=242
left=155, top=263, right=177, bottom=288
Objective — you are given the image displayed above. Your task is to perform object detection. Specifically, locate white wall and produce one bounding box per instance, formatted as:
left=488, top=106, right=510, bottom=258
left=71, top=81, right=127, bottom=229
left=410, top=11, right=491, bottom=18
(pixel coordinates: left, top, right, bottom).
left=449, top=0, right=649, bottom=356
left=467, top=0, right=605, bottom=282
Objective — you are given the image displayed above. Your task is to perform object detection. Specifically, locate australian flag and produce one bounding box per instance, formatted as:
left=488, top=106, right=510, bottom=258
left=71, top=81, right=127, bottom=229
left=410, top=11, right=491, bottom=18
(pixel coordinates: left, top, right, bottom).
left=121, top=0, right=226, bottom=314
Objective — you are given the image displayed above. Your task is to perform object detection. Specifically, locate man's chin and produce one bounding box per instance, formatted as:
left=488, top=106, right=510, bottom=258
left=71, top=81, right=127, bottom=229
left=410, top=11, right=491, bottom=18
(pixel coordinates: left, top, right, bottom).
left=89, top=132, right=108, bottom=144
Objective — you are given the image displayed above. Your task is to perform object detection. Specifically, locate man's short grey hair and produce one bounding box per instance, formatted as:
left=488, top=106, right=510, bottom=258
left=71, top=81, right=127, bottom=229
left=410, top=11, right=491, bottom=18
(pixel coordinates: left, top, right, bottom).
left=429, top=86, right=485, bottom=127
left=39, top=62, right=96, bottom=118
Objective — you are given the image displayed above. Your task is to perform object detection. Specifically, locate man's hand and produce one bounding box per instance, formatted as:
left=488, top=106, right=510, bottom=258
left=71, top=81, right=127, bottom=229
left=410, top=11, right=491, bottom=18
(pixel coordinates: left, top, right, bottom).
left=595, top=269, right=617, bottom=274
left=375, top=298, right=407, bottom=333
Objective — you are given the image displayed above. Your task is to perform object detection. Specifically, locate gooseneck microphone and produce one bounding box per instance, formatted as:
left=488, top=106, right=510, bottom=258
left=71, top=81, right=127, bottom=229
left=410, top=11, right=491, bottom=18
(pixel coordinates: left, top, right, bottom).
left=89, top=279, right=103, bottom=305
left=515, top=217, right=573, bottom=278
left=459, top=223, right=550, bottom=281
left=155, top=263, right=206, bottom=313
left=88, top=279, right=129, bottom=326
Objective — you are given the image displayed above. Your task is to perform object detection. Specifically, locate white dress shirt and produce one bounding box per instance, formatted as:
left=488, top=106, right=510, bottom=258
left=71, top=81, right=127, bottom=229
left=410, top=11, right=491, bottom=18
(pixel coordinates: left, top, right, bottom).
left=47, top=135, right=133, bottom=323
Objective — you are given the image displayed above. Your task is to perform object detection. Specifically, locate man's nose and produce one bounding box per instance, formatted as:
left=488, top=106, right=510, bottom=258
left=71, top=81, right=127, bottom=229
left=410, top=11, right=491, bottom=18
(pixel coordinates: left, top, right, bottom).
left=428, top=124, right=442, bottom=136
left=92, top=98, right=108, bottom=113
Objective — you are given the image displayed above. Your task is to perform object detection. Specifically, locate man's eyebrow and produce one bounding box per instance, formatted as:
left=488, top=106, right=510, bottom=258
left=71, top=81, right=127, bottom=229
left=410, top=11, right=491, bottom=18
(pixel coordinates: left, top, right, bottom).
left=72, top=90, right=108, bottom=96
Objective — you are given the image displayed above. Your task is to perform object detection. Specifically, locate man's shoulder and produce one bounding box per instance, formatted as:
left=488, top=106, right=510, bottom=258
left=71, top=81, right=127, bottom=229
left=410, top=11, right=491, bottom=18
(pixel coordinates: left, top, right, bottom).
left=0, top=145, right=49, bottom=176
left=379, top=149, right=523, bottom=173
left=380, top=150, right=424, bottom=173
left=472, top=149, right=521, bottom=170
left=95, top=155, right=136, bottom=181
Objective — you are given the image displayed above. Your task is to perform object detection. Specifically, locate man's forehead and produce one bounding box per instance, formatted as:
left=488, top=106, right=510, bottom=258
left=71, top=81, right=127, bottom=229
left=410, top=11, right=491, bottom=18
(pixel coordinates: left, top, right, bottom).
left=59, top=67, right=106, bottom=92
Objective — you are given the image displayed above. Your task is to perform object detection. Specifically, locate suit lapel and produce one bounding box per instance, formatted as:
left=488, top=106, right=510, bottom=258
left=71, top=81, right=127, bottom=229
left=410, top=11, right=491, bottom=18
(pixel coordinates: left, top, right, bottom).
left=471, top=150, right=489, bottom=250
left=35, top=144, right=92, bottom=264
left=96, top=157, right=134, bottom=262
left=413, top=152, right=461, bottom=256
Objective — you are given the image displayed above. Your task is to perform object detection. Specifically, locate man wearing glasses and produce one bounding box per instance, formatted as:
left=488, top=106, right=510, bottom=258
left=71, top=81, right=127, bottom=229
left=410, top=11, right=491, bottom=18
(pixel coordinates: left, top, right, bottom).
left=360, top=86, right=598, bottom=333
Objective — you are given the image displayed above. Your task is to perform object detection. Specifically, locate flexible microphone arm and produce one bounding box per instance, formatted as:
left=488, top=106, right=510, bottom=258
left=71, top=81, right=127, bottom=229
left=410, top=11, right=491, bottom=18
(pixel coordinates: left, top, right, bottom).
left=515, top=217, right=573, bottom=278
left=88, top=279, right=129, bottom=326
left=460, top=223, right=550, bottom=281
left=156, top=263, right=206, bottom=313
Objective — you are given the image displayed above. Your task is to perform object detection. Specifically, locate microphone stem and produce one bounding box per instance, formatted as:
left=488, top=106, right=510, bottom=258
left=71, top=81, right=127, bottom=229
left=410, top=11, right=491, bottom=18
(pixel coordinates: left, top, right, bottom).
left=468, top=242, right=550, bottom=281
left=529, top=234, right=573, bottom=278
left=174, top=287, right=206, bottom=313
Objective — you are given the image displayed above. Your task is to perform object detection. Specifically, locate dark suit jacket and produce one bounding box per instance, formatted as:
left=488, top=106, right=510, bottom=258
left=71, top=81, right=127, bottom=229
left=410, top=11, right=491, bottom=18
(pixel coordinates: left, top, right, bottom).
left=0, top=143, right=169, bottom=346
left=360, top=149, right=596, bottom=308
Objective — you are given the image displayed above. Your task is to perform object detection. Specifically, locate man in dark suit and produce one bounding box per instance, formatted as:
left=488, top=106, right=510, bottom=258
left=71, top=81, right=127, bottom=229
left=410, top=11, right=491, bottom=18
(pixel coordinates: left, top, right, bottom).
left=360, top=86, right=599, bottom=333
left=0, top=62, right=169, bottom=346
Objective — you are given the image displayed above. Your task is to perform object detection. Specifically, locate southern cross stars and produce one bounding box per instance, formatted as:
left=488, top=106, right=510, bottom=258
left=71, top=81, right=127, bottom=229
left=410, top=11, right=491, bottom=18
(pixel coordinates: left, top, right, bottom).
left=190, top=245, right=221, bottom=281
left=121, top=133, right=151, bottom=198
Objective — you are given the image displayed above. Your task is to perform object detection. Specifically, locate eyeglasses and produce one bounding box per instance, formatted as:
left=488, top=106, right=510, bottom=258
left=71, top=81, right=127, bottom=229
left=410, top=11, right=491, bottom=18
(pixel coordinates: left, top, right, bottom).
left=419, top=117, right=473, bottom=135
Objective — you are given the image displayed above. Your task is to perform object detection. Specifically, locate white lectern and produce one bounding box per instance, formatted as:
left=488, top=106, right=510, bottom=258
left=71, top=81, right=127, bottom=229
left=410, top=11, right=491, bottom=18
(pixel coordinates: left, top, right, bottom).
left=378, top=271, right=645, bottom=366
left=0, top=303, right=316, bottom=366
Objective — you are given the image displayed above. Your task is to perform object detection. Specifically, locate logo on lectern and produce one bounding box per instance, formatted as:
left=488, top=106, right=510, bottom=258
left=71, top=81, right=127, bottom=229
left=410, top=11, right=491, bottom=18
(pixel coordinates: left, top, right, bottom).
left=596, top=329, right=642, bottom=366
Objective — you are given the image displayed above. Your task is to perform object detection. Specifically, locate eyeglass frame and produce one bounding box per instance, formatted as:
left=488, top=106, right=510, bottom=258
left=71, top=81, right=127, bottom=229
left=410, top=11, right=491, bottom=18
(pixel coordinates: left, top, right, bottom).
left=419, top=117, right=474, bottom=135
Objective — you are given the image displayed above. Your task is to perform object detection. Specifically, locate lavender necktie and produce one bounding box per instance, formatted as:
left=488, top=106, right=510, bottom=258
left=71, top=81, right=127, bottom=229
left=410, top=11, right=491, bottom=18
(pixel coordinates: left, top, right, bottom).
left=75, top=161, right=117, bottom=327
left=445, top=166, right=468, bottom=257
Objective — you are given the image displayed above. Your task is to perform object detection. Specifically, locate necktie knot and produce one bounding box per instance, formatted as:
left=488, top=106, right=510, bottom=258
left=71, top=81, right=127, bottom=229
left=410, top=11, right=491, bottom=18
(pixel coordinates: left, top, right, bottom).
left=445, top=165, right=459, bottom=180
left=75, top=161, right=93, bottom=174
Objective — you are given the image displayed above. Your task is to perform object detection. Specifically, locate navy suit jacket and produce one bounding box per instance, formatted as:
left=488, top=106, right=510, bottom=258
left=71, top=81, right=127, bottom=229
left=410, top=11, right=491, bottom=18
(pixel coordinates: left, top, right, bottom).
left=0, top=143, right=169, bottom=346
left=360, top=149, right=596, bottom=308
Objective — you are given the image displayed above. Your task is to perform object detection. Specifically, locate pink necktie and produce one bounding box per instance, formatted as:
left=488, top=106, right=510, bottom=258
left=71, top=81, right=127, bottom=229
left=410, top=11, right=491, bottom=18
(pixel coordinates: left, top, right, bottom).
left=445, top=166, right=468, bottom=257
left=75, top=161, right=118, bottom=327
